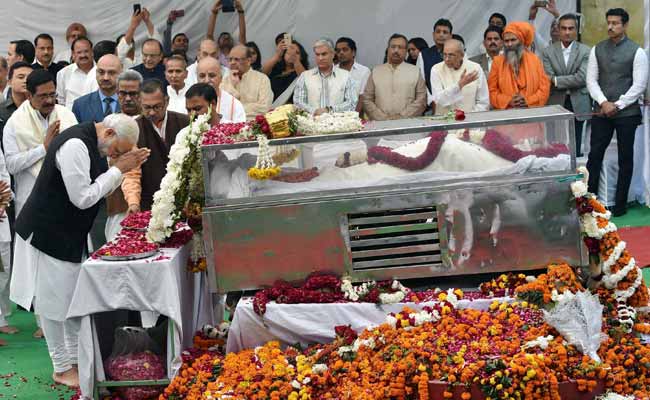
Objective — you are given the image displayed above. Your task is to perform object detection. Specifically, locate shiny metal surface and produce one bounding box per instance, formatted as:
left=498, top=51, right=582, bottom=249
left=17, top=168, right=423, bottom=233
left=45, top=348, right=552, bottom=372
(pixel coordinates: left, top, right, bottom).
left=200, top=107, right=582, bottom=293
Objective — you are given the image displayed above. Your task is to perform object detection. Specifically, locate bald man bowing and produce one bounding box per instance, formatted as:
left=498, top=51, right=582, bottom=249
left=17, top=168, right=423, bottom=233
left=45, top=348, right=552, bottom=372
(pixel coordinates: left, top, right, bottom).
left=430, top=39, right=489, bottom=115
left=14, top=114, right=149, bottom=387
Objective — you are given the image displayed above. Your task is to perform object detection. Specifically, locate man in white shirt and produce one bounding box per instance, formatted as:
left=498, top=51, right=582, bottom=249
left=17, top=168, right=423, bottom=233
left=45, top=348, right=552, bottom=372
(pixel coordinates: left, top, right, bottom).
left=335, top=37, right=371, bottom=96
left=13, top=113, right=148, bottom=387
left=56, top=37, right=94, bottom=109
left=585, top=8, right=649, bottom=217
left=53, top=23, right=87, bottom=64
left=186, top=39, right=230, bottom=87
left=294, top=38, right=358, bottom=115
left=430, top=39, right=489, bottom=115
left=541, top=14, right=591, bottom=157
left=197, top=57, right=245, bottom=122
left=165, top=55, right=189, bottom=114
left=4, top=70, right=78, bottom=215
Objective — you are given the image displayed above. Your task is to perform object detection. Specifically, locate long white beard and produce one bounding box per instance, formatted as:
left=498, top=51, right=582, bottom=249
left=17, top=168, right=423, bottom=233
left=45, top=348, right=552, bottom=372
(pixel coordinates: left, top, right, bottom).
left=505, top=44, right=524, bottom=75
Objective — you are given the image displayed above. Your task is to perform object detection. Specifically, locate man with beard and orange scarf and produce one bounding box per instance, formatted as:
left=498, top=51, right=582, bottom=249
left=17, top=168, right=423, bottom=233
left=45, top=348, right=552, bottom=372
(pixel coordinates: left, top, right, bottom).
left=488, top=22, right=550, bottom=109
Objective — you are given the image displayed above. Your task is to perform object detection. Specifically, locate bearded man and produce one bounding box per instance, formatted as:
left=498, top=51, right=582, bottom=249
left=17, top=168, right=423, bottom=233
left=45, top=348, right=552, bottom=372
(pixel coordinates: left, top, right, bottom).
left=488, top=22, right=550, bottom=109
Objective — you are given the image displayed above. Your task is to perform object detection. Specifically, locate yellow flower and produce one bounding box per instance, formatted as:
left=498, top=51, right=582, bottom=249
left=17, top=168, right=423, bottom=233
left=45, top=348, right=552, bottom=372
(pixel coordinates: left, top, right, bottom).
left=438, top=292, right=448, bottom=301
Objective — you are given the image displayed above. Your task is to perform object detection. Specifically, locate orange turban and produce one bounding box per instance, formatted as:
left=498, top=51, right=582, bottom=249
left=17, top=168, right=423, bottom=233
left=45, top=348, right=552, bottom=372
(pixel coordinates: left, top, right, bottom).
left=503, top=22, right=535, bottom=47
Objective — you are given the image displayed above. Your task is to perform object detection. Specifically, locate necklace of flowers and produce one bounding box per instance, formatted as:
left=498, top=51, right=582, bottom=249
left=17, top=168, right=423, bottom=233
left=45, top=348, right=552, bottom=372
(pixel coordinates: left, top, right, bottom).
left=248, top=134, right=281, bottom=180
left=479, top=129, right=570, bottom=162
left=571, top=167, right=649, bottom=331
left=367, top=131, right=447, bottom=170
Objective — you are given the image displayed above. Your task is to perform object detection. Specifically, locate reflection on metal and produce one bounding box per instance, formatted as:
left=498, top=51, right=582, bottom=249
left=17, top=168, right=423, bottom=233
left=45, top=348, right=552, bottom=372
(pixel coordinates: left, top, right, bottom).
left=201, top=106, right=583, bottom=293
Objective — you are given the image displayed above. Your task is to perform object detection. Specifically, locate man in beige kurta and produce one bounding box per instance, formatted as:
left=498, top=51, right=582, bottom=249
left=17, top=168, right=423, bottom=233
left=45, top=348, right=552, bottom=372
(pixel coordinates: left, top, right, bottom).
left=362, top=34, right=427, bottom=120
left=220, top=45, right=273, bottom=120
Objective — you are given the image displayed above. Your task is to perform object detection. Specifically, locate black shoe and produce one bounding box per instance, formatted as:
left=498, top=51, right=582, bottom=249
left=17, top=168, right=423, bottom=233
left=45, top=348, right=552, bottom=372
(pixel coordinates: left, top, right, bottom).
left=612, top=207, right=627, bottom=217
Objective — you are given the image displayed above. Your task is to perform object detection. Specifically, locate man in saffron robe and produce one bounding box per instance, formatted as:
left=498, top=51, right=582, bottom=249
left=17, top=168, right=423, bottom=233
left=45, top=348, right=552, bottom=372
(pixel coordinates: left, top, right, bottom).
left=488, top=22, right=550, bottom=109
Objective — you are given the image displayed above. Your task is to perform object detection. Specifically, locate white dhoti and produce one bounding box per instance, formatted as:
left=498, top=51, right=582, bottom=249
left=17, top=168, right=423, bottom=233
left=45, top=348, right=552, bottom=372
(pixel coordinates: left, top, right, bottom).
left=0, top=241, right=12, bottom=325
left=12, top=233, right=82, bottom=372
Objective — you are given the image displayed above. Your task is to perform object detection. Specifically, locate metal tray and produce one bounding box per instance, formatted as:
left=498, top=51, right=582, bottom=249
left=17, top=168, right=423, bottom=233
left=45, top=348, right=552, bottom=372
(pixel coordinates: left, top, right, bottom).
left=99, top=249, right=159, bottom=261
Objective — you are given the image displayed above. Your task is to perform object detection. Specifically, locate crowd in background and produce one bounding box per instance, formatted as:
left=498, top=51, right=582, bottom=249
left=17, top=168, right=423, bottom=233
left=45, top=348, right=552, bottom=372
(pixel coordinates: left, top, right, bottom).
left=0, top=0, right=648, bottom=389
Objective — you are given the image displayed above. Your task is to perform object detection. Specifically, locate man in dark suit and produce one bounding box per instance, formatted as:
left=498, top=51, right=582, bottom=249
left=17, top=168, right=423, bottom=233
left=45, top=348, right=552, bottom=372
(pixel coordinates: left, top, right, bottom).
left=470, top=25, right=503, bottom=77
left=123, top=78, right=189, bottom=213
left=541, top=13, right=591, bottom=157
left=72, top=54, right=122, bottom=123
left=131, top=39, right=168, bottom=89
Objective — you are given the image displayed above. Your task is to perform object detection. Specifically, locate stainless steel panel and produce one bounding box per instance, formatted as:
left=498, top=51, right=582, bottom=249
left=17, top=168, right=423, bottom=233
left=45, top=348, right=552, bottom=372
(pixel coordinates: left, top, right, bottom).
left=350, top=233, right=440, bottom=248
left=351, top=244, right=441, bottom=259
left=348, top=211, right=437, bottom=225
left=353, top=254, right=443, bottom=269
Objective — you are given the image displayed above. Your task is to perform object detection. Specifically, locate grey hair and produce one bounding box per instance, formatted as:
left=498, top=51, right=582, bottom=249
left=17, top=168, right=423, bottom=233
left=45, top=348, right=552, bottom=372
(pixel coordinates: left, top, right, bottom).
left=313, top=37, right=335, bottom=51
left=117, top=70, right=143, bottom=88
left=102, top=113, right=139, bottom=144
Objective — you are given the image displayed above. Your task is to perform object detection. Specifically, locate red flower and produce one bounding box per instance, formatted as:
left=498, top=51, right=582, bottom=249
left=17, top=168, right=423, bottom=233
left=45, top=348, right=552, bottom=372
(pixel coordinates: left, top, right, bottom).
left=454, top=109, right=466, bottom=121
left=368, top=131, right=447, bottom=171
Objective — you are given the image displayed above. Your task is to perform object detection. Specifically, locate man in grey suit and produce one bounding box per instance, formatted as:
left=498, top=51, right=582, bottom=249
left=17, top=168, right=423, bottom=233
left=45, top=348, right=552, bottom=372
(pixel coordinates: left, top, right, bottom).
left=470, top=25, right=503, bottom=78
left=541, top=13, right=591, bottom=157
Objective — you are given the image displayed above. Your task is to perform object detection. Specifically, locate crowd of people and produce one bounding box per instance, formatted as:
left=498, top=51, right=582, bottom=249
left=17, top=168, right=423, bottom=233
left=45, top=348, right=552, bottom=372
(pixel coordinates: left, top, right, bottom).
left=0, top=0, right=648, bottom=391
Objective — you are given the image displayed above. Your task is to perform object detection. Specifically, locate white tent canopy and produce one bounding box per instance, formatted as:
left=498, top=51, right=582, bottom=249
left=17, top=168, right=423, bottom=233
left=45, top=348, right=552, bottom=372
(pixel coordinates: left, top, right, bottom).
left=1, top=0, right=574, bottom=67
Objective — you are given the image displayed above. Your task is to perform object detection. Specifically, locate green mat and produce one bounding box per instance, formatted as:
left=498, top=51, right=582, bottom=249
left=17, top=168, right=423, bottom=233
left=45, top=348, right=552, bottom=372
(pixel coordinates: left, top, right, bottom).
left=611, top=202, right=650, bottom=228
left=0, top=305, right=75, bottom=399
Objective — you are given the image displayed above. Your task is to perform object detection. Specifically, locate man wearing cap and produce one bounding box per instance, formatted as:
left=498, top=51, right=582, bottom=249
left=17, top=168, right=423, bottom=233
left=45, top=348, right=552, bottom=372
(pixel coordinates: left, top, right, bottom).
left=488, top=21, right=550, bottom=109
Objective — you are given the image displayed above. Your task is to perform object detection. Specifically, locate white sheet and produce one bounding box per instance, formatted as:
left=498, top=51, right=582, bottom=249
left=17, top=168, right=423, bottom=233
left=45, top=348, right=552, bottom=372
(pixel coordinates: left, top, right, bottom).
left=227, top=296, right=514, bottom=353
left=67, top=245, right=213, bottom=400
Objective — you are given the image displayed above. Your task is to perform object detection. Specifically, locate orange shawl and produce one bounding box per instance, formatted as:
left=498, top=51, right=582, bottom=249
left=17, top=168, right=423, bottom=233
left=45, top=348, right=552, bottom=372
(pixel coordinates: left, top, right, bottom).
left=488, top=51, right=550, bottom=109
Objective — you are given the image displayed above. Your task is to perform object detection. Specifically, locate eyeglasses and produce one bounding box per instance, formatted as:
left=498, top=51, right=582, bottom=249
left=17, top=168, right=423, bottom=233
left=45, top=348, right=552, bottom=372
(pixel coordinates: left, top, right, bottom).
left=228, top=56, right=246, bottom=63
left=143, top=53, right=162, bottom=59
left=35, top=92, right=57, bottom=100
left=118, top=90, right=140, bottom=98
left=142, top=104, right=165, bottom=112
left=443, top=53, right=459, bottom=59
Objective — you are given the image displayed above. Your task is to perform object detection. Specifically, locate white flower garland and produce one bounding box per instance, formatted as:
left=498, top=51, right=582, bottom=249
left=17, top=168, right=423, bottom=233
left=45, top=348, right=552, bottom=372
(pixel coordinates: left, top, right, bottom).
left=571, top=167, right=645, bottom=330
left=296, top=111, right=363, bottom=136
left=147, top=113, right=211, bottom=243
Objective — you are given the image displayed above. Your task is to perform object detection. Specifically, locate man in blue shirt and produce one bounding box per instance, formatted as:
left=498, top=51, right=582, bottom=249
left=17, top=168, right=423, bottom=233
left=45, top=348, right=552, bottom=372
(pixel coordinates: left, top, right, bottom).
left=416, top=19, right=453, bottom=109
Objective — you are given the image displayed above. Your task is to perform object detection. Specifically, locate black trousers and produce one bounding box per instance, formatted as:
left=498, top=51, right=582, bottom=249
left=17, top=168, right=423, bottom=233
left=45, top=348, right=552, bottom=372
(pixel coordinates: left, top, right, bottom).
left=586, top=115, right=641, bottom=209
left=563, top=95, right=584, bottom=157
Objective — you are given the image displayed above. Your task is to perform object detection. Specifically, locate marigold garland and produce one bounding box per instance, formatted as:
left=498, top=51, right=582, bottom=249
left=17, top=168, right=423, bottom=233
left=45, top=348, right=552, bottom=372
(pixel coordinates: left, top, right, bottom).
left=571, top=167, right=649, bottom=330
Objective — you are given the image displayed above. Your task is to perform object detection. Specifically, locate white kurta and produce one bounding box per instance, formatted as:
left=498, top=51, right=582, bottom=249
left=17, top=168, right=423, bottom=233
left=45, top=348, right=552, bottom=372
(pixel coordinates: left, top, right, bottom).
left=0, top=148, right=12, bottom=323
left=167, top=85, right=189, bottom=114
left=218, top=90, right=246, bottom=123
left=10, top=139, right=123, bottom=320
left=2, top=112, right=48, bottom=215
left=56, top=63, right=95, bottom=109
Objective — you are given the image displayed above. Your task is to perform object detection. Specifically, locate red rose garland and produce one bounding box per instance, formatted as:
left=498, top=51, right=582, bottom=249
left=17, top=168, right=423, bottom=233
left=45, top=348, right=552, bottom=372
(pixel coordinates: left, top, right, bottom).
left=480, top=129, right=569, bottom=162
left=368, top=131, right=447, bottom=170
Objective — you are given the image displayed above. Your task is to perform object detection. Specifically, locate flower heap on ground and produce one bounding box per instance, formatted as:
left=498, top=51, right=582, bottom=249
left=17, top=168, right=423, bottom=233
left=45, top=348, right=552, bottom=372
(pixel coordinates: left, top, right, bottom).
left=571, top=167, right=649, bottom=331
left=147, top=112, right=210, bottom=271
left=163, top=298, right=650, bottom=400
left=515, top=263, right=585, bottom=306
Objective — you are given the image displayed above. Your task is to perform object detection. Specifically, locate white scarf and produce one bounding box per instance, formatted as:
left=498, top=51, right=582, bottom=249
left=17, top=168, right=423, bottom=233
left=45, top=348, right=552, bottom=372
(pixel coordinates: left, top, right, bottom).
left=13, top=101, right=78, bottom=177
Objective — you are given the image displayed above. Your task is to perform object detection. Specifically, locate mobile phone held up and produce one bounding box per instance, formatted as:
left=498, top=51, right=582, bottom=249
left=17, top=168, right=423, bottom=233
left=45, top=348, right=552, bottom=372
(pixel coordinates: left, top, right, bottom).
left=534, top=0, right=548, bottom=7
left=133, top=3, right=141, bottom=15
left=172, top=9, right=185, bottom=18
left=222, top=0, right=235, bottom=13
